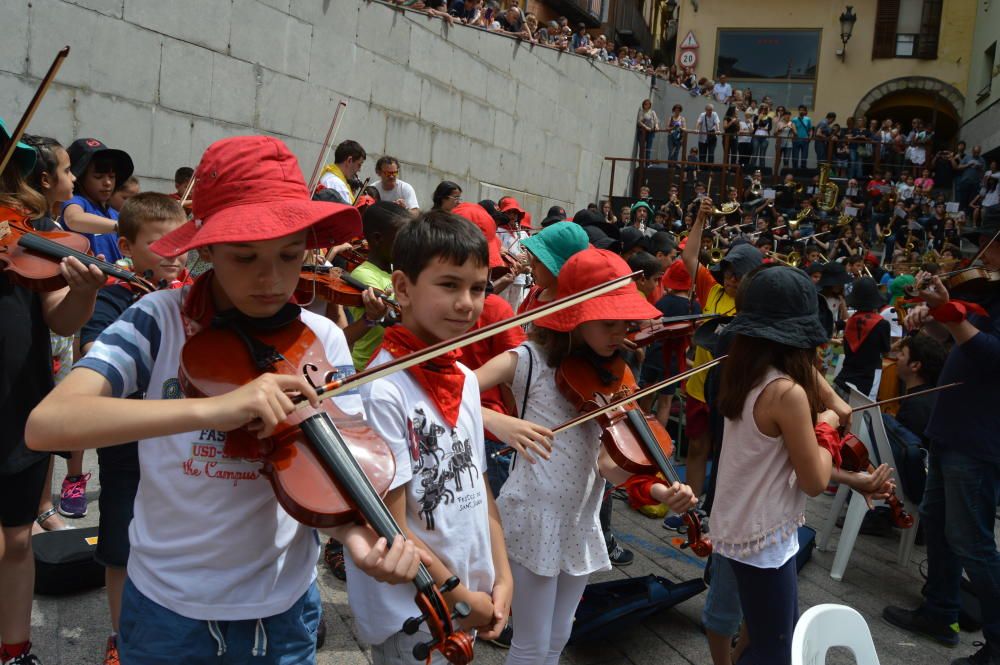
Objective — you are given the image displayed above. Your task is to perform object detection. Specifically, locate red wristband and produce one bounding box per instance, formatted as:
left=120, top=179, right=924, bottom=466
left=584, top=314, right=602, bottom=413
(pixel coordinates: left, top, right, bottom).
left=814, top=421, right=843, bottom=469
left=623, top=474, right=661, bottom=509
left=928, top=300, right=988, bottom=323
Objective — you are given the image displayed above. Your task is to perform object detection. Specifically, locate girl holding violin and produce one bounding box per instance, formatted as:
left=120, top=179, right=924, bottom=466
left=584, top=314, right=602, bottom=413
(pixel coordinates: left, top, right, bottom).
left=475, top=248, right=697, bottom=665
left=26, top=137, right=428, bottom=664
left=883, top=218, right=1000, bottom=665
left=1, top=123, right=107, bottom=665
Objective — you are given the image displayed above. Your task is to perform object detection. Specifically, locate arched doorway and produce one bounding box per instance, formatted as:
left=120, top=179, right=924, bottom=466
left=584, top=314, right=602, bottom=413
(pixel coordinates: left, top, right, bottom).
left=853, top=76, right=964, bottom=146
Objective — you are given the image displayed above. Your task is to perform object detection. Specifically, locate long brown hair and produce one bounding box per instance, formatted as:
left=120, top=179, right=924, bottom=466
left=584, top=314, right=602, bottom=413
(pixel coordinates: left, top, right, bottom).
left=717, top=334, right=824, bottom=422
left=0, top=160, right=47, bottom=219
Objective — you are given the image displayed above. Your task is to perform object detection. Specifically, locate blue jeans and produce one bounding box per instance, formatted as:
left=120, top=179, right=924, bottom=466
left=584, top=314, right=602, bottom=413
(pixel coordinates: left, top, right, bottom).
left=702, top=554, right=743, bottom=636
left=814, top=139, right=828, bottom=165
left=920, top=447, right=1000, bottom=649
left=668, top=133, right=683, bottom=162
left=792, top=140, right=808, bottom=170
left=750, top=136, right=768, bottom=170
left=119, top=579, right=322, bottom=664
left=639, top=131, right=654, bottom=160
left=699, top=137, right=718, bottom=164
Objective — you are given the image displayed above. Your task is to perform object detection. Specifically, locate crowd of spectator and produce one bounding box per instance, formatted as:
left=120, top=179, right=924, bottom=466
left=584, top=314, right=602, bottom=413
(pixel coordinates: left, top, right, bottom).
left=388, top=0, right=661, bottom=74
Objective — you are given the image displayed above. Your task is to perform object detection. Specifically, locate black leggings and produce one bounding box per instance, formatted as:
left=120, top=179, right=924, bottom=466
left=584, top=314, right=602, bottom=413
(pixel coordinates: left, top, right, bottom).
left=729, top=555, right=799, bottom=665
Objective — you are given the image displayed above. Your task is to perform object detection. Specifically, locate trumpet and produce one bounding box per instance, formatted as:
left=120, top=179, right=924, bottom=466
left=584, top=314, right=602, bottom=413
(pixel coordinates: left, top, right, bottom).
left=766, top=250, right=801, bottom=267
left=880, top=225, right=894, bottom=239
left=788, top=206, right=813, bottom=230
left=708, top=236, right=725, bottom=264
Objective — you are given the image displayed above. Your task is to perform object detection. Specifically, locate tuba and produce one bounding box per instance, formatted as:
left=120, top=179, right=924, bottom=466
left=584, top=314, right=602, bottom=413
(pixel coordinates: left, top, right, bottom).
left=817, top=163, right=839, bottom=212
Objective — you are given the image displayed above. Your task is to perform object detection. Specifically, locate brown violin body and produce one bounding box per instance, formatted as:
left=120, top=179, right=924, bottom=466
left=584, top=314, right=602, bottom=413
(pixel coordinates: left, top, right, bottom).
left=178, top=318, right=473, bottom=663
left=297, top=264, right=399, bottom=312
left=943, top=267, right=1000, bottom=298
left=628, top=320, right=694, bottom=348
left=1, top=206, right=154, bottom=293
left=555, top=354, right=711, bottom=557
left=840, top=434, right=914, bottom=529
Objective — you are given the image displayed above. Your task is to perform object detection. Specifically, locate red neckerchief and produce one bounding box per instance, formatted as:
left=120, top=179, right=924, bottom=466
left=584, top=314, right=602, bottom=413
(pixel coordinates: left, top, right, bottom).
left=844, top=311, right=882, bottom=353
left=376, top=325, right=465, bottom=427
left=179, top=269, right=218, bottom=339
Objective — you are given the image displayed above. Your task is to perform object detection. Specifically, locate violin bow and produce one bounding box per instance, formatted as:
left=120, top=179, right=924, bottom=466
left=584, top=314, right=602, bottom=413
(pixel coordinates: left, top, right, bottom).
left=179, top=176, right=196, bottom=209
left=306, top=100, right=349, bottom=196
left=0, top=47, right=69, bottom=177
left=301, top=271, right=642, bottom=404
left=550, top=356, right=727, bottom=435
left=851, top=382, right=961, bottom=412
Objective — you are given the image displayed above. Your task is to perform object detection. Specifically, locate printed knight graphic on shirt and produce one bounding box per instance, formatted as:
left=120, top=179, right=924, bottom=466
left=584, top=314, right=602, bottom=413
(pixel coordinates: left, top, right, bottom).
left=163, top=377, right=261, bottom=486
left=407, top=407, right=481, bottom=530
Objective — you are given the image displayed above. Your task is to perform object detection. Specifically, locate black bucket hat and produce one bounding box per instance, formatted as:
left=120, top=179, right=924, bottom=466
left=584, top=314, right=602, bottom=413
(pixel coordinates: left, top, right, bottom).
left=846, top=277, right=884, bottom=311
left=619, top=226, right=644, bottom=253
left=817, top=261, right=852, bottom=289
left=710, top=243, right=763, bottom=285
left=722, top=266, right=830, bottom=349
left=582, top=225, right=623, bottom=253
left=693, top=315, right=734, bottom=355
left=67, top=138, right=134, bottom=183
left=573, top=208, right=620, bottom=239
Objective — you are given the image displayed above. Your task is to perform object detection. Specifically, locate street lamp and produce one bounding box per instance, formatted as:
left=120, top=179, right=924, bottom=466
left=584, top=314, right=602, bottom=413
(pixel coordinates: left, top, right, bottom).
left=838, top=6, right=857, bottom=60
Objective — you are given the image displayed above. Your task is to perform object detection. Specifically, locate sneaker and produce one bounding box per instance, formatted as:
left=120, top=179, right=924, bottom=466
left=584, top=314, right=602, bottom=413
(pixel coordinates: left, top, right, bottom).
left=607, top=535, right=634, bottom=566
left=485, top=623, right=513, bottom=649
left=883, top=605, right=959, bottom=647
left=8, top=652, right=42, bottom=665
left=58, top=472, right=91, bottom=518
left=952, top=642, right=1000, bottom=665
left=324, top=539, right=346, bottom=581
left=663, top=514, right=684, bottom=531
left=103, top=635, right=120, bottom=665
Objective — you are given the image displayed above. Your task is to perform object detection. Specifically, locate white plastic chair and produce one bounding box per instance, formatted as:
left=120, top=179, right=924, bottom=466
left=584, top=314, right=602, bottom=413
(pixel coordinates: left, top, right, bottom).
left=816, top=385, right=921, bottom=581
left=792, top=603, right=881, bottom=665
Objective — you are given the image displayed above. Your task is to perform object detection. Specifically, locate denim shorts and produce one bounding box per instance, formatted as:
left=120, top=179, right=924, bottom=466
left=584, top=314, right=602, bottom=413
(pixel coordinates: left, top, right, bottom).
left=119, top=578, right=321, bottom=664
left=702, top=553, right=743, bottom=636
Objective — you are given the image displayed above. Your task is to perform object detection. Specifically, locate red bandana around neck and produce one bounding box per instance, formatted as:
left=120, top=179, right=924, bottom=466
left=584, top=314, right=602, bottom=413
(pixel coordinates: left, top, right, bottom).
left=844, top=311, right=882, bottom=353
left=180, top=269, right=220, bottom=339
left=377, top=326, right=466, bottom=427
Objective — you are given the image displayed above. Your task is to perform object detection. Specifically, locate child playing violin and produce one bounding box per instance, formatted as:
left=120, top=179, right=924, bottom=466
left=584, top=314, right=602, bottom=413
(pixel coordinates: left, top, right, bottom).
left=1, top=121, right=107, bottom=665
left=352, top=212, right=513, bottom=663
left=26, top=136, right=428, bottom=664
left=475, top=248, right=697, bottom=665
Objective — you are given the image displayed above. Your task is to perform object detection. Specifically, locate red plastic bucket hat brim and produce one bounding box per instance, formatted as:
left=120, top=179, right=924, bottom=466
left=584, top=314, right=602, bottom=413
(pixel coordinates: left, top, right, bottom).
left=535, top=283, right=661, bottom=331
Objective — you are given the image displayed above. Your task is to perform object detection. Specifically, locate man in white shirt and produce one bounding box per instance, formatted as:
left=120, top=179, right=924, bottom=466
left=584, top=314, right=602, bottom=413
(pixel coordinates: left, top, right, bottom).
left=319, top=139, right=366, bottom=203
left=712, top=74, right=733, bottom=105
left=696, top=104, right=721, bottom=164
left=372, top=156, right=420, bottom=212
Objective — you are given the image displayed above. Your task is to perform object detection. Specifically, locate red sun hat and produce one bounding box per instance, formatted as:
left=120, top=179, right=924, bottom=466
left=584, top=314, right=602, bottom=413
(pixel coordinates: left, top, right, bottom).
left=498, top=197, right=531, bottom=228
left=534, top=248, right=661, bottom=332
left=453, top=201, right=503, bottom=269
left=150, top=136, right=362, bottom=258
left=661, top=259, right=692, bottom=291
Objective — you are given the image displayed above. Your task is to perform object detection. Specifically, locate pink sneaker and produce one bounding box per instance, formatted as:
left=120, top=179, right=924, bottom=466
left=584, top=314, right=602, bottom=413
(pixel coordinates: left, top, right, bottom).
left=59, top=472, right=91, bottom=518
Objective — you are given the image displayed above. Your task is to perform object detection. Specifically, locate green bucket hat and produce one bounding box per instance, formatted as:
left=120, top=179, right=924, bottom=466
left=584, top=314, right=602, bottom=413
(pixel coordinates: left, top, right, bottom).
left=0, top=117, right=37, bottom=176
left=521, top=221, right=589, bottom=276
left=630, top=200, right=654, bottom=215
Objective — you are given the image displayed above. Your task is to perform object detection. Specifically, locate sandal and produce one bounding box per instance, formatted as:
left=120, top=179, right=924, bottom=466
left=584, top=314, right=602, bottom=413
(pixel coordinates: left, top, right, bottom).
left=35, top=507, right=73, bottom=533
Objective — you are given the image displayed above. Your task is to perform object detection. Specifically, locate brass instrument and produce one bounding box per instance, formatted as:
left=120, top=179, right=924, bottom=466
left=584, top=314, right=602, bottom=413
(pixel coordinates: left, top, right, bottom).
left=766, top=250, right=801, bottom=267
left=880, top=224, right=894, bottom=239
left=789, top=206, right=813, bottom=230
left=817, top=164, right=839, bottom=212
left=836, top=213, right=853, bottom=228
left=708, top=236, right=725, bottom=264
left=711, top=201, right=741, bottom=216
left=749, top=181, right=762, bottom=196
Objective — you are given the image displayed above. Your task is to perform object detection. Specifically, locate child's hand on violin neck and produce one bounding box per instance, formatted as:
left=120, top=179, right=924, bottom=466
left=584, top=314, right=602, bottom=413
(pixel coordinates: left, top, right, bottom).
left=337, top=531, right=431, bottom=585
left=199, top=373, right=319, bottom=437
left=61, top=255, right=107, bottom=293
left=651, top=481, right=698, bottom=514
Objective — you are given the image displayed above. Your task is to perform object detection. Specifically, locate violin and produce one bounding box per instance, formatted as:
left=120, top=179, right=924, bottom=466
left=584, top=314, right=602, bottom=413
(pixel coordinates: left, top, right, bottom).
left=839, top=433, right=914, bottom=529
left=555, top=353, right=711, bottom=557
left=627, top=313, right=719, bottom=348
left=338, top=239, right=369, bottom=272
left=297, top=264, right=399, bottom=313
left=1, top=207, right=155, bottom=293
left=179, top=318, right=475, bottom=664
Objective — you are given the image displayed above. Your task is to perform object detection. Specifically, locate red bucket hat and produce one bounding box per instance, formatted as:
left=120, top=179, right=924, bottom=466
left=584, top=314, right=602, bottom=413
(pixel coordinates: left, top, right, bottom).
left=661, top=259, right=692, bottom=291
left=498, top=197, right=531, bottom=228
left=150, top=136, right=362, bottom=258
left=453, top=202, right=503, bottom=269
left=534, top=248, right=661, bottom=332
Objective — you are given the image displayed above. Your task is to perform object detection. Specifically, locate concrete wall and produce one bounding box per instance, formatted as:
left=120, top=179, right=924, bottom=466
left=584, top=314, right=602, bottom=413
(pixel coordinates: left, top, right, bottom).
left=960, top=0, right=1000, bottom=156
left=0, top=0, right=681, bottom=217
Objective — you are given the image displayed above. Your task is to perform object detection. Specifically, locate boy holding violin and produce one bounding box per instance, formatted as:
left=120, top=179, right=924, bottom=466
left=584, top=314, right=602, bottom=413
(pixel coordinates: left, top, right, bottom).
left=1, top=122, right=107, bottom=665
left=350, top=211, right=512, bottom=663
left=883, top=217, right=1000, bottom=665
left=26, top=136, right=430, bottom=664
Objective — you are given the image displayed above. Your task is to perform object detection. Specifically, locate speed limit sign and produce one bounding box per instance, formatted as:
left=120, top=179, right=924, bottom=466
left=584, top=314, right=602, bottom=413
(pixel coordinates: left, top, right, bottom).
left=679, top=50, right=697, bottom=67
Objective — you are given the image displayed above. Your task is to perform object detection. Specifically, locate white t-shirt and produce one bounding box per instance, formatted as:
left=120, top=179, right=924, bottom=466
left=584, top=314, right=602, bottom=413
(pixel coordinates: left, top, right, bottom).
left=347, top=349, right=495, bottom=646
left=712, top=82, right=732, bottom=103
left=373, top=179, right=419, bottom=210
left=497, top=227, right=528, bottom=313
left=319, top=171, right=353, bottom=203
left=77, top=288, right=363, bottom=620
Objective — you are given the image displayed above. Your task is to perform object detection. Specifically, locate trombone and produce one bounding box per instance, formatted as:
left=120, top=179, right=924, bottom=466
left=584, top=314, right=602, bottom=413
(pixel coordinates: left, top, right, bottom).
left=766, top=250, right=802, bottom=267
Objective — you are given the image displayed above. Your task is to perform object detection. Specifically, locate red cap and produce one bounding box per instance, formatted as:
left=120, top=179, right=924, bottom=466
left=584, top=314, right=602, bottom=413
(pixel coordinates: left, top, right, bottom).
left=150, top=136, right=361, bottom=258
left=661, top=259, right=692, bottom=291
left=498, top=197, right=530, bottom=228
left=534, top=248, right=661, bottom=332
left=453, top=202, right=503, bottom=269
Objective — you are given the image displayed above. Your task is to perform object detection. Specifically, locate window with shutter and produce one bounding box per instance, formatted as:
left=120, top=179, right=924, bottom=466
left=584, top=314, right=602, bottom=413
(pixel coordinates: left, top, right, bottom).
left=872, top=0, right=901, bottom=59
left=916, top=0, right=943, bottom=59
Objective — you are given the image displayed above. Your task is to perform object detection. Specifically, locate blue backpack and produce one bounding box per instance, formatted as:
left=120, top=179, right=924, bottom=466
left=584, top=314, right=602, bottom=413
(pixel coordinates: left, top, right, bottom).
left=879, top=413, right=927, bottom=503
